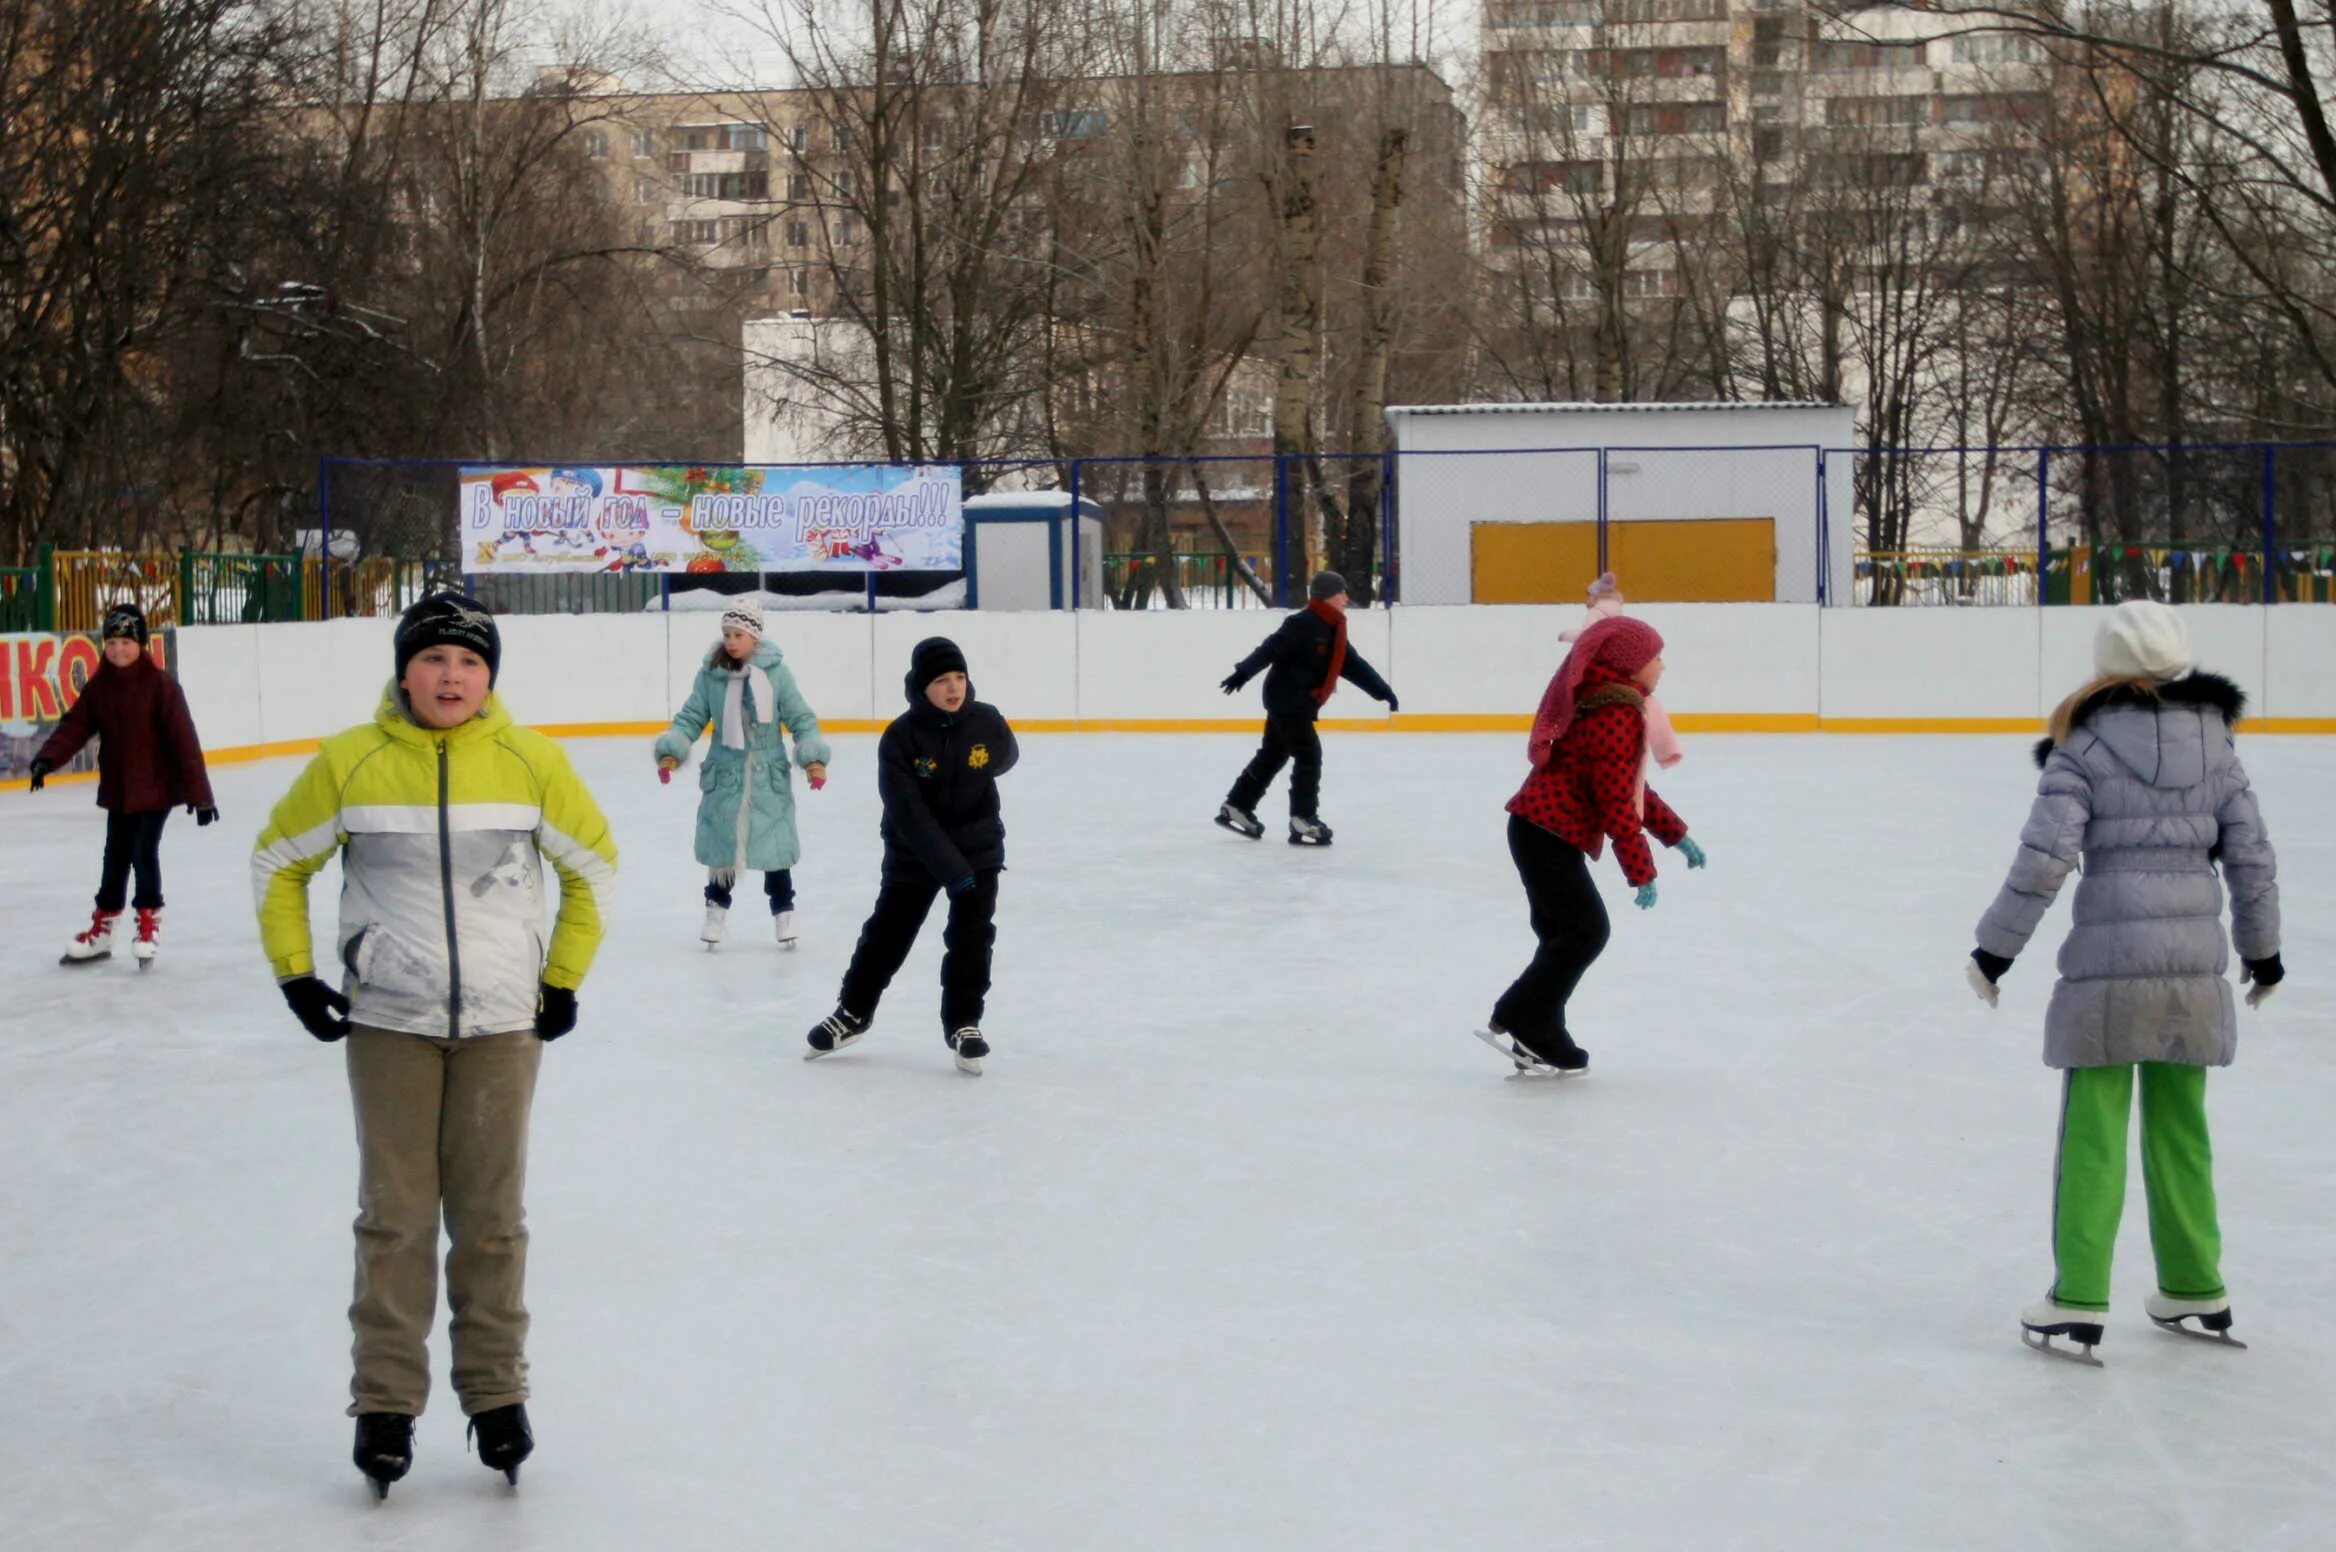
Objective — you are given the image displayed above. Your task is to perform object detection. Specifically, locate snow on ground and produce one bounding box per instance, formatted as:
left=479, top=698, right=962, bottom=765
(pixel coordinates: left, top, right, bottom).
left=2, top=732, right=2332, bottom=1550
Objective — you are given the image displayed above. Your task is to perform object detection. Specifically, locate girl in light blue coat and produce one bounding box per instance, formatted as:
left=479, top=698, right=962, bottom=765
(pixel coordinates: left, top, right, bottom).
left=654, top=605, right=831, bottom=947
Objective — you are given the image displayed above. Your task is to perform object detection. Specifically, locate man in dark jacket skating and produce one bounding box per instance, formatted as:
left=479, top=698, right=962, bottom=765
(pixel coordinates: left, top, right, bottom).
left=1215, top=570, right=1397, bottom=847
left=807, top=637, right=1020, bottom=1073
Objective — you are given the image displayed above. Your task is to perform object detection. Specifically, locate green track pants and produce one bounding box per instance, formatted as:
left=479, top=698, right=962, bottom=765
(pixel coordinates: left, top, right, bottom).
left=2049, top=1062, right=2224, bottom=1312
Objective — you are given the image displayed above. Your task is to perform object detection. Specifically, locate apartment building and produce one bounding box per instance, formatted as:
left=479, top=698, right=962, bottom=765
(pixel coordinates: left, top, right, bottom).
left=1482, top=0, right=2052, bottom=297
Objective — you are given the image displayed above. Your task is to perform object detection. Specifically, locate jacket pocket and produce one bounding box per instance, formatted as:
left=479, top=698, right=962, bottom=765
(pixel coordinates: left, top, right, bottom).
left=341, top=924, right=375, bottom=982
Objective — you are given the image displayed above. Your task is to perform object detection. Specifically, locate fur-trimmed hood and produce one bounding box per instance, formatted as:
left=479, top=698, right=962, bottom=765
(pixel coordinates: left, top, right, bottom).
left=2034, top=670, right=2245, bottom=769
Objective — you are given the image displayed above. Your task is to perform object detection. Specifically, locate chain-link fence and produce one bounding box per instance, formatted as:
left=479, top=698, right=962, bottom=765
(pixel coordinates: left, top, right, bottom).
left=179, top=441, right=2336, bottom=621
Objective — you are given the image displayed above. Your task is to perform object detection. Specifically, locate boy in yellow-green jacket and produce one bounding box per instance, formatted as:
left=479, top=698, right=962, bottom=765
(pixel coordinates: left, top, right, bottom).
left=252, top=594, right=617, bottom=1499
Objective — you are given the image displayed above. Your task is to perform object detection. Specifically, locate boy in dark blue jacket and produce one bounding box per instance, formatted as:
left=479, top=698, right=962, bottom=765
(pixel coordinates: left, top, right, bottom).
left=807, top=637, right=1019, bottom=1073
left=1215, top=570, right=1396, bottom=847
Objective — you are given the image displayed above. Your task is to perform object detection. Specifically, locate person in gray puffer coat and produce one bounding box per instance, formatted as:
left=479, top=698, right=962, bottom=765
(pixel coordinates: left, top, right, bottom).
left=1967, top=600, right=2284, bottom=1361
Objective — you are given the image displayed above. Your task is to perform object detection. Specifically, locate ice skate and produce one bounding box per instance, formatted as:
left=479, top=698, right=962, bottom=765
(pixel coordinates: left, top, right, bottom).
left=2147, top=1293, right=2247, bottom=1349
left=947, top=1025, right=989, bottom=1076
left=1287, top=815, right=1333, bottom=847
left=772, top=909, right=797, bottom=949
left=60, top=909, right=119, bottom=966
left=1214, top=803, right=1265, bottom=840
left=468, top=1402, right=533, bottom=1485
left=805, top=1007, right=868, bottom=1060
left=352, top=1412, right=414, bottom=1501
left=2020, top=1299, right=2106, bottom=1367
left=1474, top=1025, right=1588, bottom=1078
left=700, top=903, right=727, bottom=949
left=132, top=908, right=160, bottom=968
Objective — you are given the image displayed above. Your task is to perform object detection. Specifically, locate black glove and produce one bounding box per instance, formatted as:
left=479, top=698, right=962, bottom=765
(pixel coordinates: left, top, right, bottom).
left=27, top=757, right=51, bottom=792
left=1220, top=673, right=1245, bottom=696
left=2242, top=953, right=2284, bottom=1009
left=281, top=975, right=351, bottom=1042
left=1971, top=948, right=2013, bottom=984
left=190, top=805, right=218, bottom=826
left=946, top=875, right=976, bottom=898
left=1386, top=693, right=1400, bottom=714
left=535, top=982, right=577, bottom=1041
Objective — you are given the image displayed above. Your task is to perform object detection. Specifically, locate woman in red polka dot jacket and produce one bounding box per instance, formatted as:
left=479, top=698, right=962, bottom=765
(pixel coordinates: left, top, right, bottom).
left=1478, top=615, right=1704, bottom=1076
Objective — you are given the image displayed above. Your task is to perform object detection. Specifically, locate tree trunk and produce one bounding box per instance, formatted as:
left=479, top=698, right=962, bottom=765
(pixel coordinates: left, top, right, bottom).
left=1270, top=122, right=1321, bottom=591
left=1339, top=126, right=1406, bottom=606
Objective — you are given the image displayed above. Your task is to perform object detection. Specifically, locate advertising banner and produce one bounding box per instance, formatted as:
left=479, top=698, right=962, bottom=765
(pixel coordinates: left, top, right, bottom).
left=1, top=630, right=177, bottom=783
left=458, top=463, right=964, bottom=576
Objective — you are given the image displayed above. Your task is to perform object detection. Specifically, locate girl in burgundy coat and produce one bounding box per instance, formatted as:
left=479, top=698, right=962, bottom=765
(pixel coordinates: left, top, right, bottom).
left=31, top=604, right=217, bottom=966
left=1478, top=616, right=1703, bottom=1076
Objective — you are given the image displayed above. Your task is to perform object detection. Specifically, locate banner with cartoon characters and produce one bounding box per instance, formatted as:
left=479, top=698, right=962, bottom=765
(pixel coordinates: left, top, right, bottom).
left=458, top=464, right=964, bottom=575
left=1, top=630, right=177, bottom=784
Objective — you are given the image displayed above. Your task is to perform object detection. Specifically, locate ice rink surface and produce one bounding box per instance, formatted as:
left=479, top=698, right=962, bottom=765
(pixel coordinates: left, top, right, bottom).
left=3, top=730, right=2332, bottom=1550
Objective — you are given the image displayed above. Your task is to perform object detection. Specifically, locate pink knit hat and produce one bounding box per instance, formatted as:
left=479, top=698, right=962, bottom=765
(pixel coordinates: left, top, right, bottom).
left=1527, top=616, right=1664, bottom=767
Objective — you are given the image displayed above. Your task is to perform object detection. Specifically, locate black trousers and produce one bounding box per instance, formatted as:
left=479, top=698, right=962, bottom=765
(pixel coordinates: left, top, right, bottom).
left=838, top=869, right=1000, bottom=1031
left=1226, top=713, right=1323, bottom=819
left=96, top=808, right=169, bottom=912
left=1491, top=814, right=1610, bottom=1065
left=705, top=867, right=794, bottom=912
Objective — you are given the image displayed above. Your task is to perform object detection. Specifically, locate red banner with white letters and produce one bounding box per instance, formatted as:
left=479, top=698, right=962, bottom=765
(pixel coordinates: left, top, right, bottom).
left=1, top=631, right=176, bottom=782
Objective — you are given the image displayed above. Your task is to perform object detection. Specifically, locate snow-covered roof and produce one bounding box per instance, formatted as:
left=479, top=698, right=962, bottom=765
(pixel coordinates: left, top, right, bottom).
left=1386, top=401, right=1845, bottom=416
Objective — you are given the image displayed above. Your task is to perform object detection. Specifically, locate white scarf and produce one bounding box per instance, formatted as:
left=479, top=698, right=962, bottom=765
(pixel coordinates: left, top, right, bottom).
left=720, top=661, right=775, bottom=750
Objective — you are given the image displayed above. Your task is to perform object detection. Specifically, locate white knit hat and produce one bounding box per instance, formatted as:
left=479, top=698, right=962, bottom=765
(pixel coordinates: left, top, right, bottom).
left=2093, top=600, right=2191, bottom=681
left=719, top=604, right=765, bottom=640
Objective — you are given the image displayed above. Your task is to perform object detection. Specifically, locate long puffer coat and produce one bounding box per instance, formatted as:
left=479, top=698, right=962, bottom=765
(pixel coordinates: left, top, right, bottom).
left=654, top=640, right=831, bottom=872
left=1975, top=672, right=2279, bottom=1069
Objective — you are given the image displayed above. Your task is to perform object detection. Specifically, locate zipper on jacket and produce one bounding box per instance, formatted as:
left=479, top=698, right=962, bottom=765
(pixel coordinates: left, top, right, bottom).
left=437, top=738, right=463, bottom=1038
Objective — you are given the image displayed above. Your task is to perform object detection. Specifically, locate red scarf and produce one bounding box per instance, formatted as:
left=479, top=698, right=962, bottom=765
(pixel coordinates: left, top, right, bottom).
left=1308, top=598, right=1348, bottom=705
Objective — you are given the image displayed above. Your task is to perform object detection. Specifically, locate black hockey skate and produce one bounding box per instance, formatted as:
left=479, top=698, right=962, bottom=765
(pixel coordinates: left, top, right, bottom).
left=2020, top=1300, right=2106, bottom=1367
left=805, top=1007, right=868, bottom=1060
left=1214, top=803, right=1265, bottom=840
left=1287, top=815, right=1333, bottom=847
left=947, top=1025, right=989, bottom=1076
left=353, top=1412, right=415, bottom=1501
left=2146, top=1294, right=2247, bottom=1349
left=468, top=1402, right=533, bottom=1485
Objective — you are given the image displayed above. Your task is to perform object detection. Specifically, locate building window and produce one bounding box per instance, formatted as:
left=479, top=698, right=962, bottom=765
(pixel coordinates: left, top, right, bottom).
left=582, top=130, right=608, bottom=158
left=1046, top=108, right=1109, bottom=140
left=833, top=217, right=859, bottom=245
left=1486, top=0, right=1598, bottom=25
left=1952, top=33, right=2041, bottom=65
left=632, top=129, right=655, bottom=157
left=1826, top=95, right=1929, bottom=129
left=1502, top=159, right=1602, bottom=196
left=721, top=123, right=765, bottom=150
left=1809, top=38, right=1925, bottom=72
left=687, top=171, right=769, bottom=200
left=1936, top=92, right=2047, bottom=124
left=789, top=268, right=809, bottom=296
left=671, top=219, right=721, bottom=244
left=836, top=171, right=855, bottom=198
left=831, top=124, right=853, bottom=152
left=788, top=173, right=810, bottom=200
left=788, top=124, right=808, bottom=152
left=788, top=219, right=810, bottom=247
left=1624, top=101, right=1725, bottom=136
left=635, top=175, right=657, bottom=204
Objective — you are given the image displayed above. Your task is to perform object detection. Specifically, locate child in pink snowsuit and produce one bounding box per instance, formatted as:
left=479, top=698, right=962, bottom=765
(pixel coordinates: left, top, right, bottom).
left=1561, top=573, right=1682, bottom=773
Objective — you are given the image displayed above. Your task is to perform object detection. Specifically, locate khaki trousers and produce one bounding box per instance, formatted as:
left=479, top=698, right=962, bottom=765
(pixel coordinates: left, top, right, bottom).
left=345, top=1026, right=542, bottom=1417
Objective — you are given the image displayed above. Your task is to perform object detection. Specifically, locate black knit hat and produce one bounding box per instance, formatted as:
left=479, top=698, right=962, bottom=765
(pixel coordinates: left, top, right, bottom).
left=101, top=603, right=149, bottom=645
left=907, top=636, right=969, bottom=696
left=395, top=593, right=502, bottom=685
left=1308, top=569, right=1348, bottom=602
